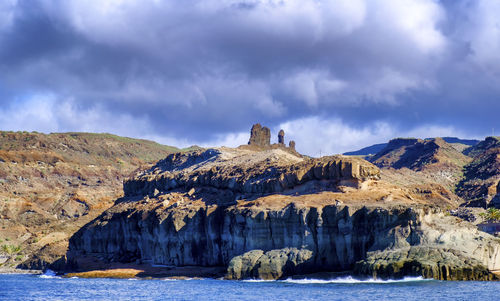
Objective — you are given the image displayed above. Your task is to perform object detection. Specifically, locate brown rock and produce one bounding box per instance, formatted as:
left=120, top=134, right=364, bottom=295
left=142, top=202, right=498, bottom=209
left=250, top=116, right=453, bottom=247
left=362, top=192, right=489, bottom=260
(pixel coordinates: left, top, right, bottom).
left=278, top=129, right=285, bottom=145
left=248, top=124, right=271, bottom=147
left=289, top=140, right=296, bottom=150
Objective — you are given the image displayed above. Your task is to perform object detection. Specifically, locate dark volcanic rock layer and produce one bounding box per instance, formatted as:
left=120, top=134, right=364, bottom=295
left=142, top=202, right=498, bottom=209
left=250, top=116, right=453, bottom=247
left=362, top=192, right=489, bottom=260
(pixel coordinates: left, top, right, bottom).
left=67, top=196, right=500, bottom=281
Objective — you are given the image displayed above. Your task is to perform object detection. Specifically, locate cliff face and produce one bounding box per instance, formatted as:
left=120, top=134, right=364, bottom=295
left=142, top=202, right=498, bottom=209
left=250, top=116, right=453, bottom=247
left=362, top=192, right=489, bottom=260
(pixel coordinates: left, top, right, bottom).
left=68, top=193, right=500, bottom=280
left=66, top=143, right=500, bottom=281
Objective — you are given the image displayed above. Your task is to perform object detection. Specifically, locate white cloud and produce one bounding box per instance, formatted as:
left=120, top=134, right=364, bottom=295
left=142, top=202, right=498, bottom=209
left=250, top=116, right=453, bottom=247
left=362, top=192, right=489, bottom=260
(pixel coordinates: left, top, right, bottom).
left=462, top=0, right=500, bottom=75
left=1, top=0, right=498, bottom=149
left=0, top=0, right=17, bottom=32
left=367, top=0, right=446, bottom=54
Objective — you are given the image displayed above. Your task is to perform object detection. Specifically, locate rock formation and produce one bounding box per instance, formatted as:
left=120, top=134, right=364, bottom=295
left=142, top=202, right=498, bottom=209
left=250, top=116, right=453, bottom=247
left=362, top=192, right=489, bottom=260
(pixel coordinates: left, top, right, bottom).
left=278, top=130, right=285, bottom=145
left=68, top=193, right=500, bottom=281
left=123, top=148, right=379, bottom=198
left=64, top=130, right=500, bottom=281
left=248, top=124, right=271, bottom=147
left=247, top=124, right=296, bottom=153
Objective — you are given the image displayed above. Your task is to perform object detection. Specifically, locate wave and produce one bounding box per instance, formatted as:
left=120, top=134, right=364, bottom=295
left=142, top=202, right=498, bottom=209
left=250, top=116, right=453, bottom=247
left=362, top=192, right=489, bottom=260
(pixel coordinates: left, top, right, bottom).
left=282, top=276, right=431, bottom=284
left=163, top=277, right=200, bottom=281
left=38, top=269, right=61, bottom=279
left=242, top=279, right=275, bottom=283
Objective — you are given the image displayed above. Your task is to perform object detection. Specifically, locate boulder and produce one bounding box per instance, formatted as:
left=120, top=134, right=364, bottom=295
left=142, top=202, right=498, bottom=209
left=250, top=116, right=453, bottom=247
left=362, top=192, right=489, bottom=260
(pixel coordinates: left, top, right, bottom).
left=226, top=248, right=314, bottom=280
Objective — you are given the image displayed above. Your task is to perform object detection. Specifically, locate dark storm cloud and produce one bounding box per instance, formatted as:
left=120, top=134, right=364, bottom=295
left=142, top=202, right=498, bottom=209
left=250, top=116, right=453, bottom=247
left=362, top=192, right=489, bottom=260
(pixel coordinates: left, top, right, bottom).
left=0, top=0, right=499, bottom=154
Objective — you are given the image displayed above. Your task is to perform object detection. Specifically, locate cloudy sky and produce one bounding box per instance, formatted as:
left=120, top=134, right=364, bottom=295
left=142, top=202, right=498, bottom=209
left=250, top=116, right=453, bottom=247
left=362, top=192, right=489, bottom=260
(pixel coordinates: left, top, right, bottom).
left=0, top=0, right=499, bottom=156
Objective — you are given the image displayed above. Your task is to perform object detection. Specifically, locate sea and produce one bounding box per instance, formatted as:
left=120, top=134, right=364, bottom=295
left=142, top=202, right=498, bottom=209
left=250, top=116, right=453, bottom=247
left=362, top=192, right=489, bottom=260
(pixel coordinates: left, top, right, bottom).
left=1, top=271, right=500, bottom=301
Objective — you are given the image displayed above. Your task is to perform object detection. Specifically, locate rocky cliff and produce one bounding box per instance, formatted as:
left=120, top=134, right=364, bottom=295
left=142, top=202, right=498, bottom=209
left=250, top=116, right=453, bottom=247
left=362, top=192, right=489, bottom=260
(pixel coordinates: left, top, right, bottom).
left=123, top=148, right=379, bottom=198
left=67, top=185, right=500, bottom=281
left=65, top=127, right=500, bottom=280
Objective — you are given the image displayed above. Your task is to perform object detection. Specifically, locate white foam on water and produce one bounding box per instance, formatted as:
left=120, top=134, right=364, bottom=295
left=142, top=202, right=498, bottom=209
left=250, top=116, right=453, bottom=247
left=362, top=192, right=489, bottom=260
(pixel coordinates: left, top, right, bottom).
left=38, top=269, right=61, bottom=279
left=282, top=276, right=431, bottom=284
left=242, top=279, right=275, bottom=283
left=162, top=277, right=201, bottom=281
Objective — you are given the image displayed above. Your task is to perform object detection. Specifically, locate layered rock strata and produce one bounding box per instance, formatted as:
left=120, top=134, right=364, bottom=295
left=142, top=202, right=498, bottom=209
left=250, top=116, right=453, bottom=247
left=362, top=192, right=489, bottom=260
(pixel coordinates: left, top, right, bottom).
left=123, top=148, right=379, bottom=198
left=67, top=195, right=500, bottom=281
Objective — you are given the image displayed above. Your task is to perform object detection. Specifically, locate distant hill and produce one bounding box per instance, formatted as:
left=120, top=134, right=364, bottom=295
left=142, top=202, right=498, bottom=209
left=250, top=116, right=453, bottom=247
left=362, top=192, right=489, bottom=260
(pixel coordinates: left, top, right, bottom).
left=343, top=143, right=387, bottom=156
left=369, top=137, right=471, bottom=171
left=344, top=137, right=479, bottom=156
left=351, top=135, right=499, bottom=209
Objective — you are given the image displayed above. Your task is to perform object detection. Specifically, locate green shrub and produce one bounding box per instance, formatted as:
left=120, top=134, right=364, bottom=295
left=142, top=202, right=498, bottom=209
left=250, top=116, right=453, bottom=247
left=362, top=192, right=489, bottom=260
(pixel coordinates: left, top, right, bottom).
left=1, top=244, right=22, bottom=254
left=479, top=208, right=500, bottom=222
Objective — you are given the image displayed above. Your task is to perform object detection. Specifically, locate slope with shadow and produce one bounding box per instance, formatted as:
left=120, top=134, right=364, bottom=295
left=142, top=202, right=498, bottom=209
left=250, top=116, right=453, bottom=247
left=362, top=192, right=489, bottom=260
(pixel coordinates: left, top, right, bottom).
left=0, top=131, right=187, bottom=270
left=344, top=137, right=479, bottom=157
left=366, top=137, right=474, bottom=207
left=457, top=137, right=500, bottom=207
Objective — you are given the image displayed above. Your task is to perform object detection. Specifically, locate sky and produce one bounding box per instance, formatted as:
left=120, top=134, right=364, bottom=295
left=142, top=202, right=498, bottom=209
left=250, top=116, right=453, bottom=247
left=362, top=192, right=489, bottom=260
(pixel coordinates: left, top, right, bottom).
left=0, top=0, right=499, bottom=156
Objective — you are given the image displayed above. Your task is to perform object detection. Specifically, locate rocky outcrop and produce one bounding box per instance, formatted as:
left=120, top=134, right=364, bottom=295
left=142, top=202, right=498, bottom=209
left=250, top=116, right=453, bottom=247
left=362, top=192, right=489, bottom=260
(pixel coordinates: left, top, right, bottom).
left=123, top=148, right=380, bottom=198
left=278, top=130, right=285, bottom=145
left=226, top=248, right=313, bottom=280
left=248, top=124, right=271, bottom=147
left=247, top=124, right=297, bottom=153
left=354, top=247, right=497, bottom=281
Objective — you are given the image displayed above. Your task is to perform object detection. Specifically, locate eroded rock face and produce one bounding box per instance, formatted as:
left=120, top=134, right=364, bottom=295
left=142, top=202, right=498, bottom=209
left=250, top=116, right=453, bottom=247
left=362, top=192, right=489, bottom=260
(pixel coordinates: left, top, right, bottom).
left=123, top=148, right=380, bottom=198
left=248, top=124, right=271, bottom=147
left=354, top=247, right=497, bottom=281
left=67, top=198, right=500, bottom=281
left=227, top=248, right=313, bottom=280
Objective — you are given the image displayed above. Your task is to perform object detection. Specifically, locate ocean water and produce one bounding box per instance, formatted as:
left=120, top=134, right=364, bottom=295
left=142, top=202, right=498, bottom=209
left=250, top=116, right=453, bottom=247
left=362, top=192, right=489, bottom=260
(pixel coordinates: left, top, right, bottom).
left=1, top=272, right=500, bottom=301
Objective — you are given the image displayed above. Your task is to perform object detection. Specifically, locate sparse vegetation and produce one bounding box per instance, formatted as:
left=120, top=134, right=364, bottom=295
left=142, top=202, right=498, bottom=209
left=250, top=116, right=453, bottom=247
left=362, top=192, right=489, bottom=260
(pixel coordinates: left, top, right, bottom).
left=1, top=244, right=22, bottom=254
left=0, top=130, right=186, bottom=270
left=479, top=208, right=500, bottom=222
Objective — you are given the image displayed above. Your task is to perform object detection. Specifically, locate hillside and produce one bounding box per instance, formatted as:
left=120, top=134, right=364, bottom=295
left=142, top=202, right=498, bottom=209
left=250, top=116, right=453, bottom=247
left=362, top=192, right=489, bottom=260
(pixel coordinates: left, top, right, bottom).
left=359, top=136, right=499, bottom=208
left=344, top=137, right=479, bottom=157
left=0, top=131, right=189, bottom=270
left=457, top=137, right=500, bottom=207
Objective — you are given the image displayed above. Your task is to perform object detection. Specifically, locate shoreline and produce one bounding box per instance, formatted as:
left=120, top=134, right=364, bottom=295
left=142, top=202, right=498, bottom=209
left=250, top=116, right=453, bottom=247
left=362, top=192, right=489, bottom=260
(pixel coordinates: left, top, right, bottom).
left=0, top=268, right=42, bottom=275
